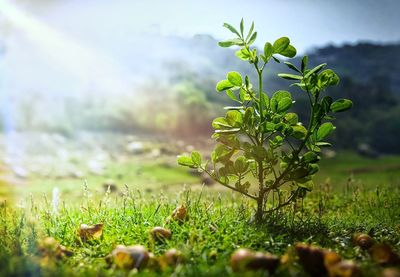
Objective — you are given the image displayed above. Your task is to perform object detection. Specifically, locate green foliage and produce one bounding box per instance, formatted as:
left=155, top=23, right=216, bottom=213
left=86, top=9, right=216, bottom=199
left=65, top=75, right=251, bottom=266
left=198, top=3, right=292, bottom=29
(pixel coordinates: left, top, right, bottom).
left=178, top=19, right=352, bottom=222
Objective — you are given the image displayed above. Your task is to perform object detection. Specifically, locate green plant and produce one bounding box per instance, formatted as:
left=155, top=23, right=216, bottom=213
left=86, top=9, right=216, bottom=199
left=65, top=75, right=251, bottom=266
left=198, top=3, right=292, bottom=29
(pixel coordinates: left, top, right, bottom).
left=177, top=19, right=352, bottom=222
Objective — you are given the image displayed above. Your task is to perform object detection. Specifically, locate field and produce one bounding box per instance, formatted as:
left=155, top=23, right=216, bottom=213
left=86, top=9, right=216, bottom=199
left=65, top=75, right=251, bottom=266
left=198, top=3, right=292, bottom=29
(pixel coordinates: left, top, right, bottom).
left=0, top=133, right=400, bottom=276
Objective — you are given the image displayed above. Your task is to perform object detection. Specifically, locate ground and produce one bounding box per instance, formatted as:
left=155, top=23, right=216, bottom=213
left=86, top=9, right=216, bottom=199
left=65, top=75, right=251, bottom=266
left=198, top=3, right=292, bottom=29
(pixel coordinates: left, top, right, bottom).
left=0, top=132, right=399, bottom=276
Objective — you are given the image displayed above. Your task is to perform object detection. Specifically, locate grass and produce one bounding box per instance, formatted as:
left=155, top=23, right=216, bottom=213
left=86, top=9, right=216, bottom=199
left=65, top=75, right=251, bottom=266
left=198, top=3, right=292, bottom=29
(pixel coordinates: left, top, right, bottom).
left=1, top=152, right=400, bottom=276
left=316, top=151, right=400, bottom=190
left=1, top=179, right=399, bottom=276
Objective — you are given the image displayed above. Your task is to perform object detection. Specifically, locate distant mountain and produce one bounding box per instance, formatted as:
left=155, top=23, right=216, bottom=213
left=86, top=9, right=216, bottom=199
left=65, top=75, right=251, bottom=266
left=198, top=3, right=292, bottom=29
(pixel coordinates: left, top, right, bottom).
left=163, top=35, right=400, bottom=95
left=307, top=43, right=400, bottom=94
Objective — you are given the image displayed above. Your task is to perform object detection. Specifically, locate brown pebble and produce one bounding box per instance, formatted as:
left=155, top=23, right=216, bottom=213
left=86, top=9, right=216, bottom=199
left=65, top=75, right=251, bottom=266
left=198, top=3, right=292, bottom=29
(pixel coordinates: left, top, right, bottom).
left=109, top=245, right=149, bottom=270
left=230, top=248, right=279, bottom=274
left=328, top=260, right=361, bottom=277
left=353, top=233, right=374, bottom=250
left=369, top=244, right=400, bottom=266
left=150, top=227, right=172, bottom=241
left=171, top=205, right=188, bottom=222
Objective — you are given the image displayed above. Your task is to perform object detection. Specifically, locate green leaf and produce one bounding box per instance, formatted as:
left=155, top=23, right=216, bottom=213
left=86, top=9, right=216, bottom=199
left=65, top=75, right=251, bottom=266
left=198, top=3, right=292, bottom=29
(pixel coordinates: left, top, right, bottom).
left=277, top=97, right=292, bottom=113
left=212, top=117, right=231, bottom=129
left=223, top=23, right=240, bottom=37
left=308, top=163, right=319, bottom=175
left=218, top=38, right=243, bottom=47
left=177, top=155, right=196, bottom=168
left=227, top=71, right=242, bottom=86
left=302, top=152, right=319, bottom=163
left=284, top=113, right=298, bottom=125
left=212, top=144, right=234, bottom=163
left=316, top=142, right=332, bottom=147
left=280, top=45, right=297, bottom=58
left=247, top=32, right=257, bottom=45
left=271, top=90, right=292, bottom=112
left=235, top=49, right=250, bottom=61
left=265, top=122, right=275, bottom=132
left=243, top=107, right=253, bottom=126
left=234, top=156, right=249, bottom=173
left=239, top=88, right=252, bottom=101
left=272, top=56, right=281, bottom=63
left=226, top=90, right=239, bottom=102
left=216, top=134, right=240, bottom=149
left=216, top=80, right=233, bottom=92
left=331, top=99, right=353, bottom=112
left=264, top=42, right=273, bottom=60
left=304, top=63, right=327, bottom=79
left=298, top=180, right=313, bottom=191
left=215, top=128, right=241, bottom=135
left=273, top=37, right=290, bottom=54
left=226, top=110, right=243, bottom=126
left=301, top=56, right=308, bottom=72
left=251, top=145, right=268, bottom=161
left=292, top=125, right=307, bottom=140
left=319, top=69, right=340, bottom=88
left=191, top=151, right=202, bottom=166
left=316, top=122, right=336, bottom=141
left=261, top=92, right=270, bottom=109
left=272, top=90, right=292, bottom=101
left=245, top=21, right=254, bottom=41
left=284, top=62, right=301, bottom=73
left=224, top=106, right=244, bottom=110
left=278, top=73, right=303, bottom=80
left=291, top=167, right=309, bottom=180
left=240, top=18, right=244, bottom=37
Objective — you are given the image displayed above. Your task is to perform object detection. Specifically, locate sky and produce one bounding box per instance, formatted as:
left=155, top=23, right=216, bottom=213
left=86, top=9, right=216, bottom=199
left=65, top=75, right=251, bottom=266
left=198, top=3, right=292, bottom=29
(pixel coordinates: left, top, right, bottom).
left=0, top=0, right=399, bottom=100
left=25, top=0, right=400, bottom=53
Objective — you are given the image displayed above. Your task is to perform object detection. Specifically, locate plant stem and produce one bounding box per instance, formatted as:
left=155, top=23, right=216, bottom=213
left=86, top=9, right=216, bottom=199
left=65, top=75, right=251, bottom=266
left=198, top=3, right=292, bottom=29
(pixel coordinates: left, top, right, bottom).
left=255, top=62, right=264, bottom=222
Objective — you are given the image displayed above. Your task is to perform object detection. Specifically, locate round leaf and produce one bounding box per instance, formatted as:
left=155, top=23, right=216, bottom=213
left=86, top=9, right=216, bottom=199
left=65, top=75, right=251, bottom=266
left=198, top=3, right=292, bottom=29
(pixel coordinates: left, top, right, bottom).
left=216, top=80, right=233, bottom=92
left=177, top=156, right=195, bottom=168
left=191, top=151, right=202, bottom=166
left=284, top=113, right=298, bottom=125
left=273, top=37, right=290, bottom=54
left=227, top=71, right=243, bottom=86
left=280, top=45, right=297, bottom=58
left=317, top=122, right=336, bottom=141
left=331, top=99, right=353, bottom=112
left=277, top=97, right=292, bottom=113
left=292, top=125, right=307, bottom=140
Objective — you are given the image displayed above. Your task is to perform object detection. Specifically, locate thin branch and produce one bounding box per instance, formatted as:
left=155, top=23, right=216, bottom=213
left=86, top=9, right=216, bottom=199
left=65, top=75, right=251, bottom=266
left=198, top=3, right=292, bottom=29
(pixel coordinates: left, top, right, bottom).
left=263, top=191, right=297, bottom=214
left=203, top=168, right=258, bottom=200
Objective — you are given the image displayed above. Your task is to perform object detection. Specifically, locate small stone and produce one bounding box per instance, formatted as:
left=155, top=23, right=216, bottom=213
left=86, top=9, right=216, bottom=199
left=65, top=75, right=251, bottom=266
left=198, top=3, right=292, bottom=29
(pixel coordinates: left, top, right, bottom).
left=328, top=260, right=360, bottom=277
left=230, top=248, right=279, bottom=274
left=353, top=233, right=374, bottom=250
left=109, top=245, right=150, bottom=270
left=369, top=244, right=400, bottom=266
left=150, top=227, right=172, bottom=241
left=78, top=223, right=103, bottom=241
left=171, top=205, right=188, bottom=222
left=160, top=248, right=183, bottom=269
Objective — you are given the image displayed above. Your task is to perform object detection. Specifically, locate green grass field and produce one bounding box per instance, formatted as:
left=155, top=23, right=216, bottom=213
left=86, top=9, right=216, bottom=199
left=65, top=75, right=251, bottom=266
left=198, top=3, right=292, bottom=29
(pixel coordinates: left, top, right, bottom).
left=1, top=151, right=400, bottom=276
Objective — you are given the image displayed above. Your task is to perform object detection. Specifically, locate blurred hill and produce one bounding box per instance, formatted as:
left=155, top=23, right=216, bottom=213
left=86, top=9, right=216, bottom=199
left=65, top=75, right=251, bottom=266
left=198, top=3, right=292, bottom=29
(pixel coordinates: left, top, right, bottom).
left=0, top=33, right=399, bottom=153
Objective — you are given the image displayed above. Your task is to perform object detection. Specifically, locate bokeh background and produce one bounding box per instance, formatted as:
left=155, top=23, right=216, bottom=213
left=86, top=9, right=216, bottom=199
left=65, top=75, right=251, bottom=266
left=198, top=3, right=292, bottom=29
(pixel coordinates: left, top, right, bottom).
left=0, top=0, right=399, bottom=201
